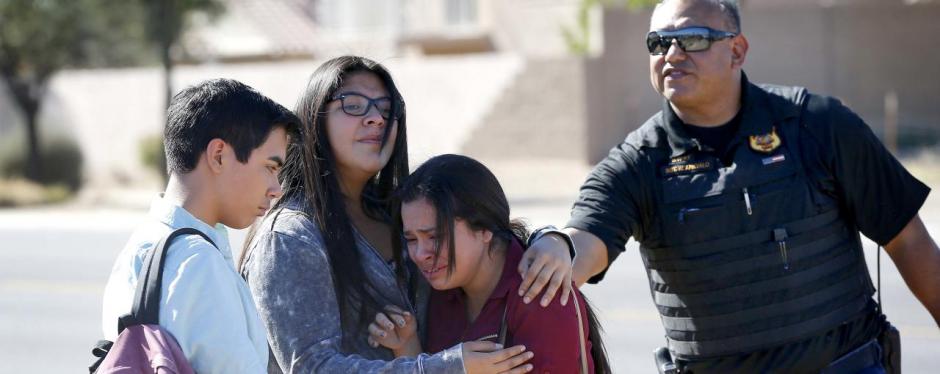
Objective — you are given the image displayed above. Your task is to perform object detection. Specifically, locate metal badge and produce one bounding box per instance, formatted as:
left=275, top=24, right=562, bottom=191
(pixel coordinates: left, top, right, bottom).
left=749, top=127, right=782, bottom=153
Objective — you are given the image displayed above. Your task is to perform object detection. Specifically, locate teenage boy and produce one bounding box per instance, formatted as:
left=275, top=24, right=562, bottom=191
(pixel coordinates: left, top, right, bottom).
left=101, top=78, right=299, bottom=373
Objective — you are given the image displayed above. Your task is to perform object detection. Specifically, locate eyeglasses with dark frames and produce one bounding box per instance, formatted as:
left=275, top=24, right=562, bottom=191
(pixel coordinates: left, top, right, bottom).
left=330, top=92, right=401, bottom=120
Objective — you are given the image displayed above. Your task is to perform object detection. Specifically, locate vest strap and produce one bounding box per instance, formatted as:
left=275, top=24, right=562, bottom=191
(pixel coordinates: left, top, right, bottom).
left=648, top=224, right=848, bottom=286
left=653, top=248, right=860, bottom=308
left=667, top=296, right=869, bottom=358
left=660, top=274, right=866, bottom=331
left=642, top=209, right=840, bottom=262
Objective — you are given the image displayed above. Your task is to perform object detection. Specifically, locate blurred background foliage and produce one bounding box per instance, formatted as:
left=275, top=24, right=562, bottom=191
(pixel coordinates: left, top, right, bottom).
left=563, top=0, right=659, bottom=55
left=139, top=135, right=166, bottom=179
left=0, top=0, right=220, bottom=205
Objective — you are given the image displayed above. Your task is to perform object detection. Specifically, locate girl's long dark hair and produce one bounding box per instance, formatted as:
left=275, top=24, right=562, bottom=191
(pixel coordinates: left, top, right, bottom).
left=240, top=56, right=409, bottom=346
left=396, top=154, right=611, bottom=373
left=583, top=297, right=612, bottom=374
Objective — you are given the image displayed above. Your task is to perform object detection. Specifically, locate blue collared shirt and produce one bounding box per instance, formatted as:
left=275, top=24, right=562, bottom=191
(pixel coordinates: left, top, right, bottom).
left=102, top=195, right=268, bottom=374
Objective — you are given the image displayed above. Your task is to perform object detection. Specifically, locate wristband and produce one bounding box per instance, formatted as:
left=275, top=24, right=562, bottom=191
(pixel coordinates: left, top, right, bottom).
left=527, top=225, right=576, bottom=259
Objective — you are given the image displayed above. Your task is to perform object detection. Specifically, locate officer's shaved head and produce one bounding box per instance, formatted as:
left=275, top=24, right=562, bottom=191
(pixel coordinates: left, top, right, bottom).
left=653, top=0, right=741, bottom=33
left=648, top=0, right=748, bottom=119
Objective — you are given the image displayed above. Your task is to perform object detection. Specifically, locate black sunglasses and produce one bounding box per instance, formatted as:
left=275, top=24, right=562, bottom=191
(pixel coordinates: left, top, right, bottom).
left=330, top=92, right=401, bottom=120
left=646, top=26, right=737, bottom=55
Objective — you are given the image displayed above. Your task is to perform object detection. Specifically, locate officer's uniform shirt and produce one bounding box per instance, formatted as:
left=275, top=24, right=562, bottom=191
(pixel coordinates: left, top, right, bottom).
left=567, top=74, right=930, bottom=371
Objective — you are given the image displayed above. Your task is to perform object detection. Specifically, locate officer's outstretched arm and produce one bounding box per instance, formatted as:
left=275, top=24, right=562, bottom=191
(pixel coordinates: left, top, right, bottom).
left=567, top=228, right=609, bottom=287
left=884, top=214, right=940, bottom=327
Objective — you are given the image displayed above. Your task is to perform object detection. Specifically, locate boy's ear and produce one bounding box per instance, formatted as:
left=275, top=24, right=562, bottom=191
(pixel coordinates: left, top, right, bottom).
left=205, top=138, right=226, bottom=174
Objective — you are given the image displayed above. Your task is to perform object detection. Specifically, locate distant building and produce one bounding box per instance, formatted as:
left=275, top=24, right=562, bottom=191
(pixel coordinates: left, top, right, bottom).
left=2, top=0, right=937, bottom=193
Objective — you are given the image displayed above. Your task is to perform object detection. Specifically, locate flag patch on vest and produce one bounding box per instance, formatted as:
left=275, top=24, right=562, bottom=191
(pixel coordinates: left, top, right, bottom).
left=749, top=127, right=781, bottom=153
left=662, top=161, right=713, bottom=176
left=762, top=154, right=786, bottom=165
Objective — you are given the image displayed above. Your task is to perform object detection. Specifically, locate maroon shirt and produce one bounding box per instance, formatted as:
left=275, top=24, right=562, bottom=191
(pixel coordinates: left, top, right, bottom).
left=426, top=239, right=595, bottom=373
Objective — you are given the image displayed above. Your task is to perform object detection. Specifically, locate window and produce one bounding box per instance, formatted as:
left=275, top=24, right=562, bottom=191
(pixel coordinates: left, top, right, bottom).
left=445, top=0, right=477, bottom=26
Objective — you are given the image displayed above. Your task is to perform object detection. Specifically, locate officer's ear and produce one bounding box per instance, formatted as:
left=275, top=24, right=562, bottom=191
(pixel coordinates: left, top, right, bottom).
left=731, top=34, right=749, bottom=69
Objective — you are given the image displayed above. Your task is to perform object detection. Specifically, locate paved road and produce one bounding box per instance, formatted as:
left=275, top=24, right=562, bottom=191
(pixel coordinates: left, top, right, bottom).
left=1, top=160, right=937, bottom=372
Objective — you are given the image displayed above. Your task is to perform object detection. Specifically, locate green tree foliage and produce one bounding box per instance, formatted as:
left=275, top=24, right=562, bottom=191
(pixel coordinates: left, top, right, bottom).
left=139, top=0, right=223, bottom=181
left=140, top=0, right=222, bottom=109
left=563, top=0, right=660, bottom=55
left=0, top=0, right=151, bottom=181
left=0, top=0, right=220, bottom=184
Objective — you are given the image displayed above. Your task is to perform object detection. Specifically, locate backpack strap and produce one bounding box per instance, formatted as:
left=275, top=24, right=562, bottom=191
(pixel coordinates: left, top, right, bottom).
left=88, top=340, right=113, bottom=373
left=497, top=302, right=509, bottom=346
left=571, top=293, right=590, bottom=374
left=120, top=228, right=216, bottom=329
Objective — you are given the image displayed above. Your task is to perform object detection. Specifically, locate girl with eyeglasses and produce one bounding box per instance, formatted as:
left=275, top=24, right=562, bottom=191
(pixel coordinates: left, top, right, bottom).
left=239, top=56, right=534, bottom=374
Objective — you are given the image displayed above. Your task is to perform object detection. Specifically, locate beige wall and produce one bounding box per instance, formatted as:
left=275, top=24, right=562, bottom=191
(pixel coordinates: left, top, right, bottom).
left=0, top=55, right=523, bottom=188
left=585, top=3, right=940, bottom=163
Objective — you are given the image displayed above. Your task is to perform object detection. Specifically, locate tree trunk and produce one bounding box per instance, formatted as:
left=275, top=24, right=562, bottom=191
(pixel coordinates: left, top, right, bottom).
left=157, top=8, right=175, bottom=183
left=24, top=102, right=42, bottom=182
left=161, top=39, right=173, bottom=111
left=2, top=75, right=46, bottom=183
left=157, top=44, right=172, bottom=182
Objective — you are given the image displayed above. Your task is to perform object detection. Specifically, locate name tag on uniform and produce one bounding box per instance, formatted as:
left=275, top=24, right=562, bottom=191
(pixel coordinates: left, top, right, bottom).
left=662, top=160, right=714, bottom=176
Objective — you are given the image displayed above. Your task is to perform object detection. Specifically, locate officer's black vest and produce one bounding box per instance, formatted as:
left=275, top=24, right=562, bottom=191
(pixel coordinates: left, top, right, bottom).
left=640, top=85, right=875, bottom=359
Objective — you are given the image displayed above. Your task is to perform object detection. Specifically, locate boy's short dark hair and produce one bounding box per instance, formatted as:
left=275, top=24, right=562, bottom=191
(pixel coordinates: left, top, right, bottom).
left=164, top=78, right=300, bottom=174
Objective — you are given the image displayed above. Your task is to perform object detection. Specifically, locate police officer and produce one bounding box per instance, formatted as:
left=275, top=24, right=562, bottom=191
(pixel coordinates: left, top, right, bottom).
left=515, top=0, right=940, bottom=372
